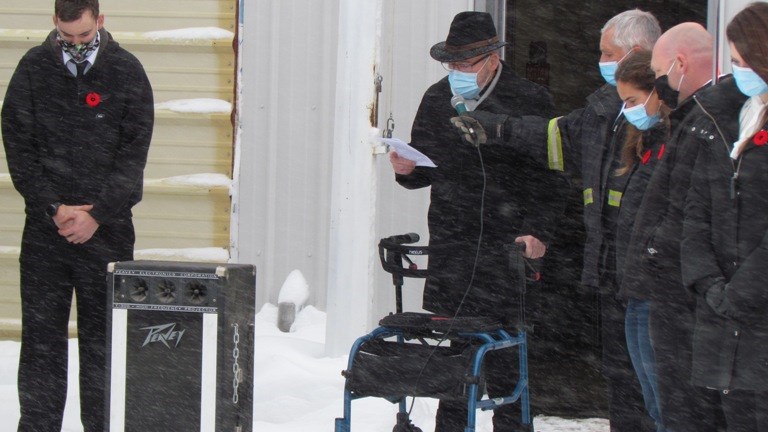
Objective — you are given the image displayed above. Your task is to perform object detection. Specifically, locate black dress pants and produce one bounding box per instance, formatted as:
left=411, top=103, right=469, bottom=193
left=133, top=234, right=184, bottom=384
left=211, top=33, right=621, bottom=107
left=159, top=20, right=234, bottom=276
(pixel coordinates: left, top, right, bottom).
left=649, top=300, right=726, bottom=432
left=719, top=389, right=768, bottom=432
left=16, top=218, right=134, bottom=432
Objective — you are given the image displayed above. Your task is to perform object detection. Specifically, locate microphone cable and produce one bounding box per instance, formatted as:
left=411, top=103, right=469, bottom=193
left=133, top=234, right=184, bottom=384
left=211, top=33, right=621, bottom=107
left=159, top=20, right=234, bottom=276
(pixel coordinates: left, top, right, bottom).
left=404, top=116, right=489, bottom=416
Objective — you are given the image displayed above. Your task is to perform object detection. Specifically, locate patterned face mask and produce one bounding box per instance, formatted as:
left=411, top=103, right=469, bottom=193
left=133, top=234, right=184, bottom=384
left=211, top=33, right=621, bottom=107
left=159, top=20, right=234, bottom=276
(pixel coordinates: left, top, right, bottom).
left=56, top=29, right=100, bottom=63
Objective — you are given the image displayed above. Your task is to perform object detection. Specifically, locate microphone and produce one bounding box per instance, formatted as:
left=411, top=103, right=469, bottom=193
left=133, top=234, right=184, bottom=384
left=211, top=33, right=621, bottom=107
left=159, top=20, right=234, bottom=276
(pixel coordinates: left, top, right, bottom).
left=383, top=233, right=420, bottom=245
left=451, top=94, right=467, bottom=114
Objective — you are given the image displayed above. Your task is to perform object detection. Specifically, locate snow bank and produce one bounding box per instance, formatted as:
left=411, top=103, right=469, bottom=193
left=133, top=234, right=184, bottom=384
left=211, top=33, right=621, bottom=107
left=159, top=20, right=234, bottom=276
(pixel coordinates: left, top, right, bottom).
left=277, top=270, right=310, bottom=307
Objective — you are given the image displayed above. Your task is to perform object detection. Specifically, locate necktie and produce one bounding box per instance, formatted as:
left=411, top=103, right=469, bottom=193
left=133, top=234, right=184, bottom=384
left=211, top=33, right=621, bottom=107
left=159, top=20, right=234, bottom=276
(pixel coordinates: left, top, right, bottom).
left=76, top=61, right=88, bottom=77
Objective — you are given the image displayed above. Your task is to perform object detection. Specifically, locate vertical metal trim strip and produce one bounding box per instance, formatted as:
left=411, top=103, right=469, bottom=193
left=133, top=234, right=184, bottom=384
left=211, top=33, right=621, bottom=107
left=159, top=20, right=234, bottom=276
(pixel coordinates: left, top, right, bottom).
left=200, top=312, right=219, bottom=431
left=109, top=308, right=128, bottom=432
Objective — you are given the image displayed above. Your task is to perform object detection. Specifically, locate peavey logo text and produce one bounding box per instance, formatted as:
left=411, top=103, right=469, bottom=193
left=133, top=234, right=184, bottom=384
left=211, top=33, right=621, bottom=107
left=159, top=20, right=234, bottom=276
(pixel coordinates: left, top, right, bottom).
left=141, top=323, right=186, bottom=348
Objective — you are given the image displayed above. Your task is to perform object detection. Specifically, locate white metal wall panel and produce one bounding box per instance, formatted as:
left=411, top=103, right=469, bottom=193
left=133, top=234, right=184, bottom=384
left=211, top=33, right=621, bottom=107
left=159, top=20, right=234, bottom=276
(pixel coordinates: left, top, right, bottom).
left=323, top=0, right=384, bottom=355
left=236, top=0, right=470, bottom=330
left=712, top=0, right=764, bottom=75
left=236, top=0, right=339, bottom=309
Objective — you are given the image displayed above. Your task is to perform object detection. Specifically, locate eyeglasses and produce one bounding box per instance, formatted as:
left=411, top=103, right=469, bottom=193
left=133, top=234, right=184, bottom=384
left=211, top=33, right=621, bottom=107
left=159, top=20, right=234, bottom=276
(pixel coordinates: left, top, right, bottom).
left=441, top=55, right=490, bottom=72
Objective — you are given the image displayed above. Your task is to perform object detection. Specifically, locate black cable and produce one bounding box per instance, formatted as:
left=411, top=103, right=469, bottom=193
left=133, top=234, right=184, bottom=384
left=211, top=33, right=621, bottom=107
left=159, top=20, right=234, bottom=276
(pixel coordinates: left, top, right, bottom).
left=405, top=139, right=488, bottom=415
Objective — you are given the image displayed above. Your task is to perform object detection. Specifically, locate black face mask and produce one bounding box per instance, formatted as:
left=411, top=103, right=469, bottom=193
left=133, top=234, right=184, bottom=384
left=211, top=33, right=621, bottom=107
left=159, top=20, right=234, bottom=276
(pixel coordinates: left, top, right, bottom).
left=654, top=74, right=681, bottom=110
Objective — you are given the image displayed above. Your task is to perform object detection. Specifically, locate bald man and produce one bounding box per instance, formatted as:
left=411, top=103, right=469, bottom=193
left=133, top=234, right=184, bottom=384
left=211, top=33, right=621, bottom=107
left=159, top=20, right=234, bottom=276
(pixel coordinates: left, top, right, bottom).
left=622, top=23, right=727, bottom=432
left=650, top=23, right=717, bottom=109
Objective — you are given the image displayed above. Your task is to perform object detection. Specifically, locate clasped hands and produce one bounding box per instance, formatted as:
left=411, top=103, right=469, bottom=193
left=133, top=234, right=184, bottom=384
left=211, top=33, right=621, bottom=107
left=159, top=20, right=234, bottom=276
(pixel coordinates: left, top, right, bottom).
left=53, top=204, right=99, bottom=244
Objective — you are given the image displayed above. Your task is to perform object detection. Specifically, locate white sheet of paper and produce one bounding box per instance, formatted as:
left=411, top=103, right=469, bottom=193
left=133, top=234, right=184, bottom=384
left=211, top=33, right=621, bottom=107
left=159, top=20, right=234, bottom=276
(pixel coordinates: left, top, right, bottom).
left=380, top=137, right=437, bottom=168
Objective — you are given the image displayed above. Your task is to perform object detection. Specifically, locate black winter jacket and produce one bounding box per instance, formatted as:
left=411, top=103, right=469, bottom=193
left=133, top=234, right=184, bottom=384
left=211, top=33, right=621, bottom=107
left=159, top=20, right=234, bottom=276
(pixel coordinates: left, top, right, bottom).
left=620, top=85, right=710, bottom=304
left=2, top=29, right=154, bottom=226
left=396, top=62, right=568, bottom=321
left=613, top=123, right=669, bottom=296
left=681, top=77, right=767, bottom=391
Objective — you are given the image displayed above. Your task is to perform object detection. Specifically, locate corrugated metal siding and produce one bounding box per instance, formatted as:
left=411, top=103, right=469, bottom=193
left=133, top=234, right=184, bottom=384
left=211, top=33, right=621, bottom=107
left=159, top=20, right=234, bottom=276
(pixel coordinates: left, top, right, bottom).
left=0, top=1, right=236, bottom=335
left=716, top=0, right=752, bottom=74
left=237, top=0, right=470, bottom=323
left=236, top=0, right=339, bottom=309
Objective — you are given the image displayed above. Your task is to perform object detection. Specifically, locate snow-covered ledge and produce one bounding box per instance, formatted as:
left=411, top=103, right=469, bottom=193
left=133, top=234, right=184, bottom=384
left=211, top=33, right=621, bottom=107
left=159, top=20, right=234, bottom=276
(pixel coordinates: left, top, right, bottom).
left=134, top=247, right=230, bottom=263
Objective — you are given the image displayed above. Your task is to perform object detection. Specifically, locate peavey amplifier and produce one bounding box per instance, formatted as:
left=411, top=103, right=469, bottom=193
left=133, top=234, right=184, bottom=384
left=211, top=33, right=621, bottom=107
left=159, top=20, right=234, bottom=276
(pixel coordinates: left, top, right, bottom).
left=105, top=260, right=256, bottom=432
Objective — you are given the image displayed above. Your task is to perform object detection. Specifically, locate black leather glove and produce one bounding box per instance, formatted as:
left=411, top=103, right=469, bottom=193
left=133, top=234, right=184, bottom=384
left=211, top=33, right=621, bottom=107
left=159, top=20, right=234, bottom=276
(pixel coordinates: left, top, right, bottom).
left=450, top=115, right=487, bottom=147
left=465, top=110, right=509, bottom=140
left=704, top=278, right=733, bottom=318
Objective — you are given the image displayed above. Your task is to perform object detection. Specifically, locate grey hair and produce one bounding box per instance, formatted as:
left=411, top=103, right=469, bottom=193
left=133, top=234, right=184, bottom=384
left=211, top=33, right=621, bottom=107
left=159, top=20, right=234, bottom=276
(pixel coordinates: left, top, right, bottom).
left=601, top=9, right=661, bottom=52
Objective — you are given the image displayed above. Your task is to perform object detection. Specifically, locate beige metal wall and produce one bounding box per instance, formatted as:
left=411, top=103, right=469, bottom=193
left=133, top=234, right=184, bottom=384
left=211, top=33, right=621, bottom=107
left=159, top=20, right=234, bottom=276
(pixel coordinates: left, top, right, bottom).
left=0, top=0, right=236, bottom=336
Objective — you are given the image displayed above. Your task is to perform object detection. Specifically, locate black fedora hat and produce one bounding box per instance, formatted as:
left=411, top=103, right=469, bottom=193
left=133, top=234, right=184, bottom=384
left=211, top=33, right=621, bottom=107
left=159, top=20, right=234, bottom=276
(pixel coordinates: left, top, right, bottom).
left=430, top=12, right=508, bottom=62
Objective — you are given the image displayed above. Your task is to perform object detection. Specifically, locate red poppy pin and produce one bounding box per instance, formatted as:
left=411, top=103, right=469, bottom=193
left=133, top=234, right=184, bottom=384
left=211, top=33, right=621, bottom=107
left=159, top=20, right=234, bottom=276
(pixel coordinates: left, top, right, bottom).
left=753, top=129, right=768, bottom=146
left=85, top=92, right=101, bottom=108
left=641, top=149, right=652, bottom=165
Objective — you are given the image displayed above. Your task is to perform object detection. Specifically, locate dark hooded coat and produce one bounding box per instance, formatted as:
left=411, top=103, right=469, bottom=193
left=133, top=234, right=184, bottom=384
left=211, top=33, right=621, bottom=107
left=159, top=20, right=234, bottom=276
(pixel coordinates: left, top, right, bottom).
left=396, top=61, right=568, bottom=323
left=681, top=77, right=768, bottom=391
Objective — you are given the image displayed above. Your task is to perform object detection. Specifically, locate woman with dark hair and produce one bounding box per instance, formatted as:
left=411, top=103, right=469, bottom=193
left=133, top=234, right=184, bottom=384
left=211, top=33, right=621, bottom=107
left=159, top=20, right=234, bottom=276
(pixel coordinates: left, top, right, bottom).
left=681, top=2, right=768, bottom=431
left=606, top=50, right=670, bottom=432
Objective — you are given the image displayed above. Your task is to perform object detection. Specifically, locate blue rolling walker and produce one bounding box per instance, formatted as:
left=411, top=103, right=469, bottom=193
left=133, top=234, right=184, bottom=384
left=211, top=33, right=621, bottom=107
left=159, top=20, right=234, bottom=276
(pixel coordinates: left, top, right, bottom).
left=334, top=234, right=531, bottom=432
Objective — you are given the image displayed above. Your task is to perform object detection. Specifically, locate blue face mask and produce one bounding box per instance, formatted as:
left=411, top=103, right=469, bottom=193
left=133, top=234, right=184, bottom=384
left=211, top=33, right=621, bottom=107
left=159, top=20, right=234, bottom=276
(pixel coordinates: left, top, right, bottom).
left=599, top=50, right=632, bottom=86
left=622, top=92, right=661, bottom=131
left=732, top=64, right=768, bottom=97
left=448, top=57, right=490, bottom=99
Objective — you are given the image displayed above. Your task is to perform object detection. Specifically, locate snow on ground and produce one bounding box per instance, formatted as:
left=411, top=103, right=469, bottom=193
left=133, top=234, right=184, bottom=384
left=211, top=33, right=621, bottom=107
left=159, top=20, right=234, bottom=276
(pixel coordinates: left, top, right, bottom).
left=277, top=269, right=311, bottom=307
left=0, top=305, right=608, bottom=432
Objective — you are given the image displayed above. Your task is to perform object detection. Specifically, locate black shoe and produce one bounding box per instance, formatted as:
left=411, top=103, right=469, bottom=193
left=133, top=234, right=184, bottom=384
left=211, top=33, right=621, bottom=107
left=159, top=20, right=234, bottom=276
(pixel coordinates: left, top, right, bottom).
left=393, top=412, right=422, bottom=432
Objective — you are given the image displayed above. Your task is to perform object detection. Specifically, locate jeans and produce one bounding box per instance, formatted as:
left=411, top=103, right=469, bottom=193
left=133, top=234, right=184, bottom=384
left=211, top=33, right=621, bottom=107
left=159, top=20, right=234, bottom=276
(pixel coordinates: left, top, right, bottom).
left=601, top=293, right=653, bottom=431
left=625, top=298, right=665, bottom=432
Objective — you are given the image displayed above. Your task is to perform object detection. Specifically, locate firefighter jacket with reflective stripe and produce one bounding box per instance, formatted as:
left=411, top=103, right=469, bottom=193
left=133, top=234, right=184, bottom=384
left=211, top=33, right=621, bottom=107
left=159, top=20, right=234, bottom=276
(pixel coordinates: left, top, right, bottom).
left=555, top=84, right=623, bottom=289
left=499, top=84, right=623, bottom=289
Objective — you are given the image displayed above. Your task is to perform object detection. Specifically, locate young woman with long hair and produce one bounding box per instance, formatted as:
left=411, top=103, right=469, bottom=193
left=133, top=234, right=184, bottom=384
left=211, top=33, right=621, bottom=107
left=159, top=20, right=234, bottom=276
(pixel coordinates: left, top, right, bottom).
left=610, top=50, right=670, bottom=432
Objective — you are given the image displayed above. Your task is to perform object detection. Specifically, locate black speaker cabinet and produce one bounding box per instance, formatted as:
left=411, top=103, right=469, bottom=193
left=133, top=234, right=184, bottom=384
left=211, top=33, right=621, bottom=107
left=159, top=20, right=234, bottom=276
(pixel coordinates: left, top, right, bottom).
left=105, top=260, right=256, bottom=432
